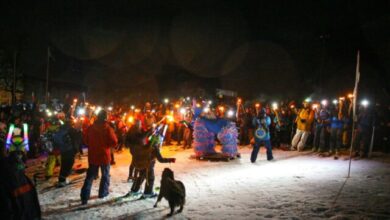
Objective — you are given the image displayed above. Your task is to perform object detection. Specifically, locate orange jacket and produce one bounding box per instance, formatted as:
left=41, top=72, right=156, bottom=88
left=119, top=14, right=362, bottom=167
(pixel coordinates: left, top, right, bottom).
left=296, top=108, right=315, bottom=131
left=84, top=121, right=118, bottom=165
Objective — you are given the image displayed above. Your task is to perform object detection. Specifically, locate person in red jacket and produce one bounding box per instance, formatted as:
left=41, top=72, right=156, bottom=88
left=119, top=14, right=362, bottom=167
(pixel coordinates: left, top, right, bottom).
left=80, top=110, right=118, bottom=205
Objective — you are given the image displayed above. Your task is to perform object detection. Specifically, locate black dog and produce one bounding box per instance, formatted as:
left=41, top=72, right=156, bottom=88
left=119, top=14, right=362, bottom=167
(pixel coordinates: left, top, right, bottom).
left=154, top=168, right=186, bottom=217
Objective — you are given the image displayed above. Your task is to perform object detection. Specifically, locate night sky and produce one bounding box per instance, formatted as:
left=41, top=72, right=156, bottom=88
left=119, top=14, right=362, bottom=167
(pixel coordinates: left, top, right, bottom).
left=1, top=1, right=389, bottom=103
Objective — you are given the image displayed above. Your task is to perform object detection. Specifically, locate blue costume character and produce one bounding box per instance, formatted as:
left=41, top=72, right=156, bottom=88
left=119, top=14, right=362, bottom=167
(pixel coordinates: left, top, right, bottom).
left=251, top=109, right=274, bottom=162
left=192, top=107, right=239, bottom=158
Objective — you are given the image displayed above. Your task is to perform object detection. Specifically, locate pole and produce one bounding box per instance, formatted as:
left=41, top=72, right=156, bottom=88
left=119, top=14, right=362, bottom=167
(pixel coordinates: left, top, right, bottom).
left=45, top=47, right=50, bottom=104
left=347, top=50, right=360, bottom=178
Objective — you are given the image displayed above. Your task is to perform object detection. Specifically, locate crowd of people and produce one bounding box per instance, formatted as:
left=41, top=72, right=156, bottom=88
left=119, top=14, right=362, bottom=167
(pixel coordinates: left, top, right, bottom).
left=0, top=94, right=389, bottom=219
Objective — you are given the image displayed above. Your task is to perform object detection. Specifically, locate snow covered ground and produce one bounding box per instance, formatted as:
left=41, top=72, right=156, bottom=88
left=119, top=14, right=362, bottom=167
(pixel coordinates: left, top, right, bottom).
left=27, top=146, right=390, bottom=220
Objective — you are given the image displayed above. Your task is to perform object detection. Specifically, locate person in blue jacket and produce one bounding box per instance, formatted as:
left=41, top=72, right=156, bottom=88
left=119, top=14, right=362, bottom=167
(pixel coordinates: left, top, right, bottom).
left=329, top=106, right=343, bottom=159
left=251, top=108, right=274, bottom=162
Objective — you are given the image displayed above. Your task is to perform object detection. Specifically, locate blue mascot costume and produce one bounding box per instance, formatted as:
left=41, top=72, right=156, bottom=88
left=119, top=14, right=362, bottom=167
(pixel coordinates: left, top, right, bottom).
left=192, top=107, right=239, bottom=158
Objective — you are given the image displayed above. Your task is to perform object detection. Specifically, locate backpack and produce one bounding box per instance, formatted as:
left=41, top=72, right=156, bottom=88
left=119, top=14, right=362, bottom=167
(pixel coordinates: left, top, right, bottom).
left=131, top=134, right=161, bottom=170
left=131, top=144, right=153, bottom=170
left=53, top=127, right=72, bottom=153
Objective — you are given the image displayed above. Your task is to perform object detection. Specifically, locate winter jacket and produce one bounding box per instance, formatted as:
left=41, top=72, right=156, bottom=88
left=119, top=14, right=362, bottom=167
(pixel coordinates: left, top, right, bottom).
left=0, top=157, right=41, bottom=220
left=253, top=116, right=271, bottom=141
left=84, top=121, right=118, bottom=165
left=296, top=108, right=315, bottom=131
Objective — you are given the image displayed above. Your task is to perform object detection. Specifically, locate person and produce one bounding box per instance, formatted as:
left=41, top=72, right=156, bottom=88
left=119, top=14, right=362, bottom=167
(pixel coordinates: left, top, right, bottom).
left=329, top=104, right=343, bottom=159
left=80, top=110, right=118, bottom=205
left=127, top=124, right=175, bottom=198
left=0, top=128, right=41, bottom=220
left=54, top=119, right=78, bottom=187
left=312, top=103, right=331, bottom=155
left=125, top=120, right=143, bottom=182
left=353, top=105, right=373, bottom=158
left=291, top=101, right=315, bottom=151
left=44, top=118, right=62, bottom=179
left=250, top=108, right=274, bottom=162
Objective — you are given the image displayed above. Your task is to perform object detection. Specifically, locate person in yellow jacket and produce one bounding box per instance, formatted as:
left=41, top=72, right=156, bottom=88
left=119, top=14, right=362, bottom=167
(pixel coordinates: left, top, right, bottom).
left=291, top=101, right=315, bottom=151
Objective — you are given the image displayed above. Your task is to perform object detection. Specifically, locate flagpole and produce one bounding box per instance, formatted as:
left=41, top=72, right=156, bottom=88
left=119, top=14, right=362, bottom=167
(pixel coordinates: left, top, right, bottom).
left=45, top=47, right=50, bottom=104
left=347, top=50, right=360, bottom=178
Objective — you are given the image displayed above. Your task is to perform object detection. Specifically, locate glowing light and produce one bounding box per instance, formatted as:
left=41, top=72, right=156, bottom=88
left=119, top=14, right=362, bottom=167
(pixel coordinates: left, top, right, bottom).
left=80, top=117, right=85, bottom=121
left=361, top=99, right=369, bottom=107
left=218, top=106, right=225, bottom=112
left=180, top=108, right=186, bottom=115
left=339, top=97, right=345, bottom=101
left=107, top=106, right=113, bottom=111
left=152, top=123, right=157, bottom=128
left=348, top=94, right=354, bottom=98
left=227, top=110, right=234, bottom=118
left=164, top=98, right=169, bottom=104
left=255, top=103, right=260, bottom=108
left=312, top=104, right=319, bottom=110
left=174, top=104, right=180, bottom=109
left=186, top=97, right=190, bottom=101
left=237, top=98, right=242, bottom=104
left=272, top=102, right=278, bottom=110
left=53, top=111, right=58, bottom=115
left=332, top=99, right=338, bottom=105
left=77, top=108, right=86, bottom=116
left=166, top=115, right=174, bottom=123
left=130, top=105, right=135, bottom=110
left=196, top=103, right=201, bottom=108
left=135, top=108, right=141, bottom=113
left=6, top=124, right=15, bottom=150
left=203, top=107, right=210, bottom=113
left=208, top=100, right=212, bottom=105
left=151, top=109, right=156, bottom=113
left=85, top=102, right=89, bottom=106
left=290, top=105, right=295, bottom=109
left=73, top=98, right=78, bottom=103
left=47, top=111, right=53, bottom=117
left=128, top=116, right=134, bottom=123
left=321, top=99, right=328, bottom=106
left=23, top=123, right=29, bottom=151
left=305, top=97, right=312, bottom=103
left=95, top=106, right=102, bottom=115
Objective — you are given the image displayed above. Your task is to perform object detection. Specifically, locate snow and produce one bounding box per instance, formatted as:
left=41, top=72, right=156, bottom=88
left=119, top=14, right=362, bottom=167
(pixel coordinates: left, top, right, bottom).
left=27, top=146, right=390, bottom=219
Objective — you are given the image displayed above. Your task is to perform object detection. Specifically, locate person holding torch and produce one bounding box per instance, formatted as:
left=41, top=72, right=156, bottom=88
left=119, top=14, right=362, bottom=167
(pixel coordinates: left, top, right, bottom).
left=291, top=100, right=315, bottom=151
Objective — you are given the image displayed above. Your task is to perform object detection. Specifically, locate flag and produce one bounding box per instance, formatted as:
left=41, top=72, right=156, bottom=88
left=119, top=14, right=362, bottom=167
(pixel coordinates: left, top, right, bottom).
left=347, top=50, right=361, bottom=178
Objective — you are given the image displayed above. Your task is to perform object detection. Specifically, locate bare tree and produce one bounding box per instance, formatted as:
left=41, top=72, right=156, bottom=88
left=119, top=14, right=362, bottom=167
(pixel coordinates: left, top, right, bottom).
left=0, top=49, right=24, bottom=104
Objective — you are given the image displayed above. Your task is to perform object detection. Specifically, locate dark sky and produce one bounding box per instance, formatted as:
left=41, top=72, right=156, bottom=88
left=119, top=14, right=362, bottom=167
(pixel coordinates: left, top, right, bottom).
left=1, top=1, right=389, bottom=103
